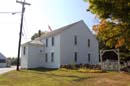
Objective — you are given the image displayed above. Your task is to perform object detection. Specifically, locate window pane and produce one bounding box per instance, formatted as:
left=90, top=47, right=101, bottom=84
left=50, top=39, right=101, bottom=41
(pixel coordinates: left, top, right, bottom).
left=23, top=46, right=26, bottom=55
left=51, top=52, right=54, bottom=62
left=88, top=39, right=90, bottom=47
left=88, top=53, right=91, bottom=63
left=52, top=37, right=54, bottom=46
left=74, top=36, right=77, bottom=45
left=46, top=39, right=48, bottom=47
left=45, top=53, right=48, bottom=62
left=74, top=52, right=77, bottom=62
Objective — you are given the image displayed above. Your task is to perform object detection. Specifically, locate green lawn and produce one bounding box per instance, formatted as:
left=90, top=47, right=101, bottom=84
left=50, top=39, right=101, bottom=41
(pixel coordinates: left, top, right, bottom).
left=0, top=68, right=130, bottom=86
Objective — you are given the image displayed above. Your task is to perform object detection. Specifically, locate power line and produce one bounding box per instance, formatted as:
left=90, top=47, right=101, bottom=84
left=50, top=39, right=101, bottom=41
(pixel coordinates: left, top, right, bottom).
left=23, top=20, right=30, bottom=42
left=23, top=16, right=30, bottom=39
left=0, top=12, right=21, bottom=15
left=22, top=26, right=28, bottom=41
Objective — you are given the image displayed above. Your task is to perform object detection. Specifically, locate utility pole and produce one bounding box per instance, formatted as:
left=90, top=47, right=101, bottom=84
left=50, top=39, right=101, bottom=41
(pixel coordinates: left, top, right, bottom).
left=16, top=0, right=30, bottom=71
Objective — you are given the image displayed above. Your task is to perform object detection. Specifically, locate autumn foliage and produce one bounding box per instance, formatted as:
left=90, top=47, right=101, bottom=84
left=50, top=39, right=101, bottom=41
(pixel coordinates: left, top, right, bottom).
left=86, top=0, right=130, bottom=49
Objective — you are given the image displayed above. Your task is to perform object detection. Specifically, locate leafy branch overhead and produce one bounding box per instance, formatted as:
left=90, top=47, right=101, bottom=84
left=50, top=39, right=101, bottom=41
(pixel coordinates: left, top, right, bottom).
left=86, top=0, right=130, bottom=49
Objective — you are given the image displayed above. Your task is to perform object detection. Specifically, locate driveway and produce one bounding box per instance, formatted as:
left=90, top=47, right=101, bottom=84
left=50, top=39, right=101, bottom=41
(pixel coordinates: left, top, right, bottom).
left=0, top=66, right=16, bottom=74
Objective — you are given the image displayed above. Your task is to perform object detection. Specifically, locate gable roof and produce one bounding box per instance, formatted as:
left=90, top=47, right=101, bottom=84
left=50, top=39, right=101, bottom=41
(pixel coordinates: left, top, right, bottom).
left=22, top=40, right=44, bottom=46
left=38, top=20, right=84, bottom=40
left=0, top=53, right=6, bottom=59
left=22, top=20, right=86, bottom=46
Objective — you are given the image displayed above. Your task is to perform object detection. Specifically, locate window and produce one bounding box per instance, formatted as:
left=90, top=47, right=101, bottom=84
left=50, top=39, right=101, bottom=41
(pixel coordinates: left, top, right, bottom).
left=51, top=52, right=54, bottom=62
left=74, top=52, right=77, bottom=62
left=40, top=50, right=42, bottom=53
left=88, top=53, right=91, bottom=63
left=74, top=35, right=77, bottom=45
left=88, top=39, right=90, bottom=47
left=23, top=46, right=26, bottom=55
left=46, top=39, right=48, bottom=47
left=52, top=37, right=54, bottom=46
left=45, top=53, right=48, bottom=62
left=0, top=59, right=6, bottom=63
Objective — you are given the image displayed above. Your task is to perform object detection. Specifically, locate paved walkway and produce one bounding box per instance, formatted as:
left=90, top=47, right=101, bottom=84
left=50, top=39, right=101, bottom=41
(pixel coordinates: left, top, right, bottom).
left=0, top=66, right=16, bottom=74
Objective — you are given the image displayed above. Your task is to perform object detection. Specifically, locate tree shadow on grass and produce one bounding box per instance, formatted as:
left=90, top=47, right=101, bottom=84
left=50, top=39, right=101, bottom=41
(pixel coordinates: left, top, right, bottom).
left=59, top=75, right=95, bottom=82
left=20, top=68, right=95, bottom=82
left=46, top=74, right=95, bottom=82
left=19, top=67, right=57, bottom=75
left=29, top=67, right=58, bottom=72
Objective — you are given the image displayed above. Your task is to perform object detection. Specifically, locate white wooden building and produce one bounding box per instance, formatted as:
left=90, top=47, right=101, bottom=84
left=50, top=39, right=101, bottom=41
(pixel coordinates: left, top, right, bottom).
left=21, top=20, right=99, bottom=69
left=0, top=53, right=7, bottom=67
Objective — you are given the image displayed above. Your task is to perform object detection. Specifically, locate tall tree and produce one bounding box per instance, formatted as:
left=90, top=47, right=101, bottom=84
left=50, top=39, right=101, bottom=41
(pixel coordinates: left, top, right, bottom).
left=85, top=0, right=130, bottom=49
left=31, top=30, right=48, bottom=40
left=31, top=33, right=39, bottom=40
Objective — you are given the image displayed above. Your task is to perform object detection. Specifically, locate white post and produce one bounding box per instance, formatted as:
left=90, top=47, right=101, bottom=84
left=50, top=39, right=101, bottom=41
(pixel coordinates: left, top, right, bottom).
left=100, top=50, right=103, bottom=70
left=117, top=49, right=120, bottom=72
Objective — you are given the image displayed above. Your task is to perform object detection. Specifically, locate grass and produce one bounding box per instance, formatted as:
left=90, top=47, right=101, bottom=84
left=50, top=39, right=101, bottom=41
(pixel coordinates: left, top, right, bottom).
left=77, top=68, right=105, bottom=73
left=0, top=68, right=130, bottom=86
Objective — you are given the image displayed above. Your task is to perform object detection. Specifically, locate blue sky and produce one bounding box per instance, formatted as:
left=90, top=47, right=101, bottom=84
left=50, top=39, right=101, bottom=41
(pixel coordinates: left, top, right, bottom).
left=0, top=0, right=98, bottom=57
left=29, top=0, right=98, bottom=30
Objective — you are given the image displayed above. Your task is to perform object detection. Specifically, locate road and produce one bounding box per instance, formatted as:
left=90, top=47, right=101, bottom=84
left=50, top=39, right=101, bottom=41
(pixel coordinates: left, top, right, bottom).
left=0, top=66, right=16, bottom=74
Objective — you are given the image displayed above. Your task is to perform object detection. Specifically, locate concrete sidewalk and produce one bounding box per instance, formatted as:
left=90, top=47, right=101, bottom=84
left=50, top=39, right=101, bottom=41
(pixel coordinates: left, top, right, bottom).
left=0, top=66, right=16, bottom=74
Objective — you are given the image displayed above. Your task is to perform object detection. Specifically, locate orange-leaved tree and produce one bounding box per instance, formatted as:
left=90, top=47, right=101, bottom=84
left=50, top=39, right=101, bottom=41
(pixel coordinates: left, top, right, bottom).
left=85, top=0, right=130, bottom=49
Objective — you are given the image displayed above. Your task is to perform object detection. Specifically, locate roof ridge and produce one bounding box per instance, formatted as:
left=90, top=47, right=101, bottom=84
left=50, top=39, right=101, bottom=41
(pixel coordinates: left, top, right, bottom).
left=53, top=20, right=83, bottom=32
left=39, top=20, right=83, bottom=39
left=22, top=20, right=84, bottom=46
